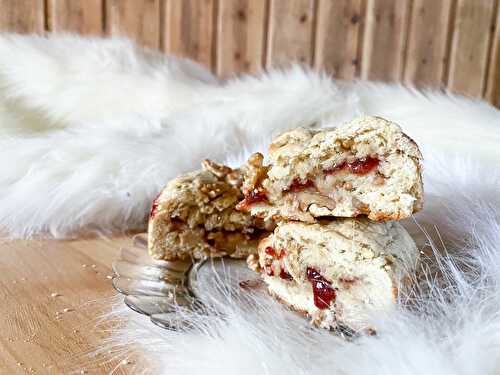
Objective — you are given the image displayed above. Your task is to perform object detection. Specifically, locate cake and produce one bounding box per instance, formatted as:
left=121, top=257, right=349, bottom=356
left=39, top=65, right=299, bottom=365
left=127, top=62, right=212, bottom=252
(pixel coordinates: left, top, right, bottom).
left=237, top=116, right=423, bottom=222
left=147, top=115, right=423, bottom=334
left=148, top=159, right=272, bottom=261
left=253, top=219, right=419, bottom=331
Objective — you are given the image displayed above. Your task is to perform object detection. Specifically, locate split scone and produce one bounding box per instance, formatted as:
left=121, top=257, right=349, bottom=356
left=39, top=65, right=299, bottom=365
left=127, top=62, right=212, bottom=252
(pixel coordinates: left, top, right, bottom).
left=251, top=218, right=418, bottom=331
left=148, top=159, right=272, bottom=261
left=237, top=116, right=423, bottom=222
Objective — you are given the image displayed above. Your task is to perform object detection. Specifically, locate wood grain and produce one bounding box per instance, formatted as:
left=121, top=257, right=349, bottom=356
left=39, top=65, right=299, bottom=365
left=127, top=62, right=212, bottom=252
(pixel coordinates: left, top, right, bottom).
left=355, top=0, right=368, bottom=77
left=216, top=0, right=267, bottom=77
left=163, top=0, right=216, bottom=70
left=0, top=236, right=138, bottom=374
left=360, top=0, right=411, bottom=81
left=0, top=0, right=498, bottom=107
left=106, top=0, right=160, bottom=49
left=266, top=0, right=316, bottom=67
left=47, top=0, right=103, bottom=34
left=314, top=0, right=362, bottom=79
left=485, top=3, right=500, bottom=107
left=447, top=0, right=496, bottom=97
left=404, top=0, right=452, bottom=87
left=0, top=0, right=45, bottom=33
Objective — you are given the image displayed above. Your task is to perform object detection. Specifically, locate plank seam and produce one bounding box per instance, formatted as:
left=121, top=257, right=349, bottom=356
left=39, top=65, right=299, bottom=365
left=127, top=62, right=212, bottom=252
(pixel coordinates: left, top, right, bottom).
left=442, top=0, right=457, bottom=90
left=102, top=0, right=109, bottom=36
left=264, top=0, right=273, bottom=69
left=310, top=0, right=319, bottom=68
left=211, top=0, right=219, bottom=73
left=401, top=0, right=414, bottom=83
left=482, top=0, right=499, bottom=97
left=43, top=0, right=49, bottom=32
left=159, top=0, right=166, bottom=52
left=356, top=0, right=368, bottom=78
left=261, top=0, right=270, bottom=73
left=214, top=0, right=223, bottom=76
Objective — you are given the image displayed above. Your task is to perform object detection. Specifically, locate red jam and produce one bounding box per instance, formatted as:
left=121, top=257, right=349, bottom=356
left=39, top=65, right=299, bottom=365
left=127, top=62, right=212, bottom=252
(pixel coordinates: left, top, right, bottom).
left=325, top=156, right=380, bottom=176
left=238, top=188, right=268, bottom=209
left=279, top=267, right=293, bottom=280
left=306, top=267, right=336, bottom=309
left=265, top=247, right=286, bottom=260
left=265, top=266, right=274, bottom=277
left=284, top=178, right=315, bottom=193
left=265, top=246, right=277, bottom=257
left=149, top=192, right=162, bottom=219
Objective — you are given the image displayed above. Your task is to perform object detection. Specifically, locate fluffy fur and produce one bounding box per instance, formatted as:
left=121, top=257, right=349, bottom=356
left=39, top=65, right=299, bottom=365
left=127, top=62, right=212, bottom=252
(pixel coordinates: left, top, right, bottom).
left=0, top=33, right=357, bottom=238
left=0, top=33, right=498, bottom=238
left=108, top=151, right=500, bottom=375
left=1, top=33, right=500, bottom=374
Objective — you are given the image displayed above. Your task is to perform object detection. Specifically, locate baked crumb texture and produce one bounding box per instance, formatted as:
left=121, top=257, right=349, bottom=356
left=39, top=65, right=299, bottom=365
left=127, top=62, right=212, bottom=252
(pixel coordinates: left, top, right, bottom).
left=148, top=159, right=272, bottom=261
left=257, top=219, right=418, bottom=331
left=237, top=116, right=423, bottom=222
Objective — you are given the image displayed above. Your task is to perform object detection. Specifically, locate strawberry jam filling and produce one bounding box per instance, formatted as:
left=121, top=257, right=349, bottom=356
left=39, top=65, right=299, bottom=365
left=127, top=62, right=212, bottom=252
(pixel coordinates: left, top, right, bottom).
left=279, top=267, right=293, bottom=280
left=282, top=157, right=380, bottom=194
left=238, top=188, right=268, bottom=209
left=264, top=265, right=274, bottom=276
left=263, top=247, right=292, bottom=280
left=149, top=200, right=159, bottom=219
left=265, top=246, right=277, bottom=257
left=306, top=267, right=337, bottom=309
left=324, top=156, right=380, bottom=176
left=265, top=246, right=286, bottom=259
left=149, top=192, right=162, bottom=219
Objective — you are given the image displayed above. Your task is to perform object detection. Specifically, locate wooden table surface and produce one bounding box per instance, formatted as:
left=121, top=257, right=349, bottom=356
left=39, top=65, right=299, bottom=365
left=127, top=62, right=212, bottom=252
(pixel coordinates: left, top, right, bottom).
left=0, top=235, right=141, bottom=375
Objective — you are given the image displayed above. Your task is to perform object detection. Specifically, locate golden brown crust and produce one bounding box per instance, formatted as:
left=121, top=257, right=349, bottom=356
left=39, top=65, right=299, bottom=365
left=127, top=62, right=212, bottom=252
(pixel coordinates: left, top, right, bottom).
left=148, top=160, right=273, bottom=261
left=238, top=116, right=424, bottom=223
left=254, top=219, right=419, bottom=331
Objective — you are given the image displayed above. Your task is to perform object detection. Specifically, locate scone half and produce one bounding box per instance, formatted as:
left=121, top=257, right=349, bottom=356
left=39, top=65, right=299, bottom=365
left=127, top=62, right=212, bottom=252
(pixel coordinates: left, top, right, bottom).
left=148, top=160, right=272, bottom=261
left=238, top=116, right=423, bottom=222
left=254, top=219, right=419, bottom=331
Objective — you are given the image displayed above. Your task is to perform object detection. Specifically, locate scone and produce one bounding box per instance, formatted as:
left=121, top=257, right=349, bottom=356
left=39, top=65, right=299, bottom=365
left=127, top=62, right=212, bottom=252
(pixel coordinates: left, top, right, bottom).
left=251, top=218, right=418, bottom=331
left=238, top=116, right=423, bottom=222
left=148, top=159, right=272, bottom=261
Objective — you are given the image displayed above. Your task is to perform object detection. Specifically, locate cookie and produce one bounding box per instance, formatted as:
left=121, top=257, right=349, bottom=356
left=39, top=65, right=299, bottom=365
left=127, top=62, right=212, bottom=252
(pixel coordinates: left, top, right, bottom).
left=255, top=218, right=418, bottom=331
left=238, top=116, right=423, bottom=222
left=148, top=159, right=272, bottom=261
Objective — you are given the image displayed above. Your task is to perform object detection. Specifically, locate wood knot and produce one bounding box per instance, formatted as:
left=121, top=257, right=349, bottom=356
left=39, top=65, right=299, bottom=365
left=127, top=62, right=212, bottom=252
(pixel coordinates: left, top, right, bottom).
left=237, top=9, right=246, bottom=21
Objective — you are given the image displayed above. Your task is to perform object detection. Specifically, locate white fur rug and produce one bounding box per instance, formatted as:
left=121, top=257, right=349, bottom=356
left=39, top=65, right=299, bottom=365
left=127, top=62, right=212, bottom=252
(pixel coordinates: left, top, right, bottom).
left=1, top=34, right=500, bottom=374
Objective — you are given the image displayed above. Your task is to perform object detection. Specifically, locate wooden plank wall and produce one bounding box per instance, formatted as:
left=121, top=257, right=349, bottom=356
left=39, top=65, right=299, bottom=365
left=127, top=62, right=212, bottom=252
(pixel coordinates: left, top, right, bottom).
left=0, top=0, right=498, bottom=108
